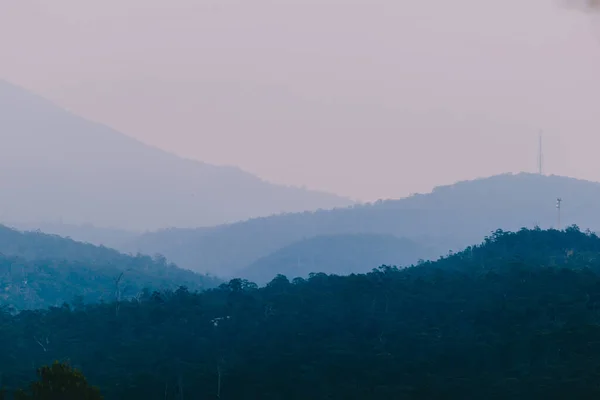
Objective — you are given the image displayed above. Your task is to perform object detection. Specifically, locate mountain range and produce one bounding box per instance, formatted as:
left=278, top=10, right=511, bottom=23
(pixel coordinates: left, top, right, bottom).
left=122, top=173, right=600, bottom=279
left=7, top=81, right=600, bottom=285
left=0, top=80, right=352, bottom=231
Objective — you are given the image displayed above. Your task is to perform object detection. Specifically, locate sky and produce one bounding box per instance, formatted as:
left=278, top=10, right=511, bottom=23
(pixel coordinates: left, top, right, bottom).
left=1, top=0, right=600, bottom=202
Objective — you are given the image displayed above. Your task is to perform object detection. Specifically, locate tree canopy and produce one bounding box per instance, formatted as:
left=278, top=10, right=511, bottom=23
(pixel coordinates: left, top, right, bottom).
left=13, top=362, right=102, bottom=400
left=2, top=228, right=600, bottom=398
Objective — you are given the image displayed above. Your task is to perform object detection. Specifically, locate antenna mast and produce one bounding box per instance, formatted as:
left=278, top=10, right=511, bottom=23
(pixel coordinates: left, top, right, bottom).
left=556, top=198, right=562, bottom=230
left=538, top=131, right=543, bottom=175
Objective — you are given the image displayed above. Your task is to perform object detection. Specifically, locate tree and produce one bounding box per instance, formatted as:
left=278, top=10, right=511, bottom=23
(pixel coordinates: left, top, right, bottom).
left=14, top=362, right=102, bottom=400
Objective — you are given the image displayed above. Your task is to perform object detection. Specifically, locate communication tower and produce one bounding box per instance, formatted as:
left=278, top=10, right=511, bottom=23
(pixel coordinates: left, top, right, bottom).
left=556, top=198, right=562, bottom=230
left=538, top=132, right=544, bottom=175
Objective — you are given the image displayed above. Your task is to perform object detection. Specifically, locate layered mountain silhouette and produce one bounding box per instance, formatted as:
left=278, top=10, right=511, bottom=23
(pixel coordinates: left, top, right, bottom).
left=238, top=233, right=435, bottom=285
left=123, top=173, right=600, bottom=276
left=0, top=80, right=352, bottom=231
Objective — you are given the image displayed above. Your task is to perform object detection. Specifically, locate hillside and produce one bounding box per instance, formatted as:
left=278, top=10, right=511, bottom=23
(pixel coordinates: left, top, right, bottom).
left=0, top=224, right=134, bottom=263
left=0, top=80, right=352, bottom=231
left=238, top=234, right=435, bottom=284
left=124, top=172, right=598, bottom=275
left=2, top=221, right=139, bottom=249
left=4, top=229, right=600, bottom=398
left=424, top=225, right=600, bottom=274
left=0, top=225, right=220, bottom=310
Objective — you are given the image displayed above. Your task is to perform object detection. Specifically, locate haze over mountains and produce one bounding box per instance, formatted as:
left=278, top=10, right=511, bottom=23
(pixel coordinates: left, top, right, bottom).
left=123, top=172, right=600, bottom=280
left=239, top=234, right=434, bottom=285
left=0, top=80, right=352, bottom=231
left=3, top=0, right=600, bottom=398
left=3, top=0, right=600, bottom=201
left=2, top=116, right=598, bottom=285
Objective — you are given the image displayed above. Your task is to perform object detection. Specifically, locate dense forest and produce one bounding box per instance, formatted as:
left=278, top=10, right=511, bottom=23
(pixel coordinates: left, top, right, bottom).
left=0, top=225, right=220, bottom=310
left=3, top=227, right=600, bottom=398
left=123, top=173, right=600, bottom=276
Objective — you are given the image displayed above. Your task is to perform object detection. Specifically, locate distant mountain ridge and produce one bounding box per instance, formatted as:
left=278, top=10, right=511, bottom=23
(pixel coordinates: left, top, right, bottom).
left=123, top=173, right=600, bottom=276
left=0, top=80, right=352, bottom=231
left=238, top=233, right=435, bottom=284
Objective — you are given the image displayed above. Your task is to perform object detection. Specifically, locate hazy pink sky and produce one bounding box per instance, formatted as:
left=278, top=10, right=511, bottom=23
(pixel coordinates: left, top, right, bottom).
left=2, top=0, right=600, bottom=201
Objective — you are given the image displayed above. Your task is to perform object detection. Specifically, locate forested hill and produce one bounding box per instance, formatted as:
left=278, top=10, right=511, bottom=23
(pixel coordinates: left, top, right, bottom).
left=0, top=225, right=220, bottom=310
left=123, top=172, right=600, bottom=275
left=426, top=225, right=600, bottom=273
left=0, top=224, right=135, bottom=263
left=2, top=221, right=138, bottom=250
left=5, top=228, right=600, bottom=398
left=238, top=233, right=435, bottom=284
left=0, top=80, right=352, bottom=231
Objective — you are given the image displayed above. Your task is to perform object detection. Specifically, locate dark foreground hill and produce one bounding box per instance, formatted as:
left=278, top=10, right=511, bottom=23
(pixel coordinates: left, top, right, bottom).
left=124, top=172, right=599, bottom=275
left=4, top=228, right=600, bottom=399
left=238, top=233, right=435, bottom=284
left=0, top=225, right=219, bottom=310
left=0, top=80, right=351, bottom=231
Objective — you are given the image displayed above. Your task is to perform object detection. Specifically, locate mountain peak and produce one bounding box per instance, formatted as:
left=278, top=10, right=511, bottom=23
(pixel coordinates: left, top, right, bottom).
left=0, top=80, right=352, bottom=231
